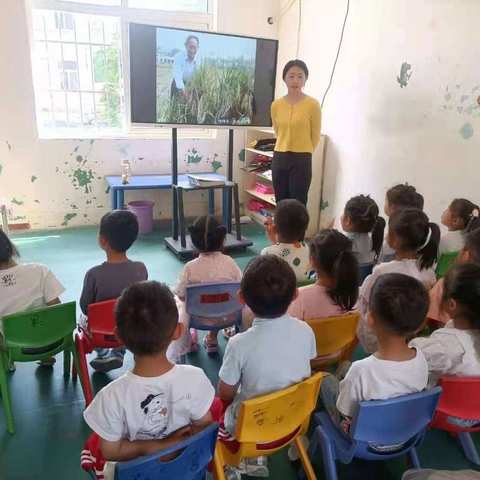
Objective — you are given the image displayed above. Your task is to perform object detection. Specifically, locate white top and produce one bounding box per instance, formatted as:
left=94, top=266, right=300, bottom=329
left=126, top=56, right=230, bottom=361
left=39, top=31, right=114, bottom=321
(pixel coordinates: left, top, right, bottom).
left=173, top=51, right=202, bottom=90
left=410, top=321, right=480, bottom=387
left=0, top=263, right=65, bottom=321
left=337, top=348, right=429, bottom=417
left=346, top=232, right=376, bottom=265
left=83, top=365, right=215, bottom=442
left=357, top=259, right=436, bottom=353
left=261, top=242, right=312, bottom=282
left=439, top=230, right=465, bottom=255
left=219, top=313, right=317, bottom=434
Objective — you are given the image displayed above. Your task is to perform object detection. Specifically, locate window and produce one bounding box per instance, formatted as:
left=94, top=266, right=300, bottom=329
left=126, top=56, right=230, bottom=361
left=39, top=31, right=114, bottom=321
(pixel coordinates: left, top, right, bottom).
left=29, top=0, right=214, bottom=139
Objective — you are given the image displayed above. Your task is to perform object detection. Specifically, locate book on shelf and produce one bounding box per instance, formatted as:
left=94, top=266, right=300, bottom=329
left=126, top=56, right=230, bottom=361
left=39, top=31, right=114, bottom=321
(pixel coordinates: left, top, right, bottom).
left=187, top=174, right=225, bottom=187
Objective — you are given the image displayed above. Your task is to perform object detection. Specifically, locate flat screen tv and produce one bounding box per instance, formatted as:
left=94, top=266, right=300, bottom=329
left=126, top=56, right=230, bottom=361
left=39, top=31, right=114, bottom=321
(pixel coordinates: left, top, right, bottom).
left=129, top=23, right=278, bottom=127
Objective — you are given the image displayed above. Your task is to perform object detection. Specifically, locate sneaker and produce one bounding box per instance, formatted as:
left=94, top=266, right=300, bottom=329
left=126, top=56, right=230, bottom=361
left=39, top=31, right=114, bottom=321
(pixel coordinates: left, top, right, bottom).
left=90, top=352, right=124, bottom=372
left=222, top=326, right=237, bottom=340
left=224, top=466, right=242, bottom=480
left=38, top=357, right=56, bottom=367
left=203, top=336, right=219, bottom=354
left=287, top=435, right=309, bottom=461
left=238, top=456, right=269, bottom=477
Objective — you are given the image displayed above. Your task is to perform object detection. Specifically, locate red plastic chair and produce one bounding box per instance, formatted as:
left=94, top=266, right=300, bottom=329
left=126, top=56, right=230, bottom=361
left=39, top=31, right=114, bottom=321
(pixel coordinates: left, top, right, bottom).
left=73, top=299, right=122, bottom=406
left=430, top=376, right=480, bottom=465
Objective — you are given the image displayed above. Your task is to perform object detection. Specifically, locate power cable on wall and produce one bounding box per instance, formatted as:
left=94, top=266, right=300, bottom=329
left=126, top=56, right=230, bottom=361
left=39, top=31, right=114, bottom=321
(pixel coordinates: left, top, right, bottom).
left=296, top=0, right=302, bottom=58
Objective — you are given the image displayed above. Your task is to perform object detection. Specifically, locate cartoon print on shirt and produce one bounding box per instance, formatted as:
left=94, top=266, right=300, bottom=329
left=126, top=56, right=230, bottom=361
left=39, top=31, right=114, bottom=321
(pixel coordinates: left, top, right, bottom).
left=137, top=392, right=169, bottom=439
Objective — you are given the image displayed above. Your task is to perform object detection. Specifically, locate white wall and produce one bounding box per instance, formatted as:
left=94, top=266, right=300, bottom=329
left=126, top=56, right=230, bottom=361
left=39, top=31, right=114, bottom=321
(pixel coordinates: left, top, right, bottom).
left=277, top=0, right=480, bottom=229
left=0, top=0, right=279, bottom=229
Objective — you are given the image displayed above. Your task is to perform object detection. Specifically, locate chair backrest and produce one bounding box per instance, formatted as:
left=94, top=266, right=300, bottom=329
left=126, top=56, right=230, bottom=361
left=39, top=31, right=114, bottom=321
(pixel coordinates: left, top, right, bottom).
left=186, top=282, right=242, bottom=330
left=437, top=376, right=480, bottom=420
left=436, top=252, right=459, bottom=278
left=114, top=423, right=218, bottom=480
left=235, top=372, right=324, bottom=444
left=1, top=302, right=76, bottom=360
left=87, top=299, right=118, bottom=336
left=358, top=263, right=374, bottom=285
left=297, top=278, right=316, bottom=288
left=351, top=387, right=442, bottom=445
left=306, top=312, right=360, bottom=358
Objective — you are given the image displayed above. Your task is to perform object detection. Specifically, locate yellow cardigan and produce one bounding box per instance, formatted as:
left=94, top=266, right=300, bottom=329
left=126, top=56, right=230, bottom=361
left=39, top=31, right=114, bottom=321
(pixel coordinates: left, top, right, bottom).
left=271, top=96, right=321, bottom=153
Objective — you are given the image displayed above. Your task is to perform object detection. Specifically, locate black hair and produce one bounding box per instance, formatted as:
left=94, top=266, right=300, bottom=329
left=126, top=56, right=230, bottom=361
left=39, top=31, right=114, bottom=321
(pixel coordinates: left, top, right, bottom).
left=388, top=208, right=440, bottom=270
left=189, top=215, right=227, bottom=253
left=309, top=229, right=359, bottom=310
left=449, top=198, right=480, bottom=232
left=464, top=228, right=480, bottom=264
left=115, top=281, right=178, bottom=355
left=274, top=199, right=309, bottom=243
left=386, top=184, right=424, bottom=211
left=185, top=35, right=199, bottom=45
left=0, top=229, right=19, bottom=263
left=344, top=195, right=386, bottom=259
left=442, top=263, right=480, bottom=329
left=369, top=273, right=429, bottom=336
left=99, top=210, right=139, bottom=253
left=282, top=59, right=309, bottom=80
left=241, top=255, right=296, bottom=318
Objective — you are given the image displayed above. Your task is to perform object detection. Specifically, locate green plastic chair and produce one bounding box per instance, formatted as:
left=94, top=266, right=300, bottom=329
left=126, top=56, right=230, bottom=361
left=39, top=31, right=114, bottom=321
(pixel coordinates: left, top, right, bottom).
left=297, top=277, right=316, bottom=288
left=435, top=252, right=459, bottom=278
left=0, top=301, right=81, bottom=434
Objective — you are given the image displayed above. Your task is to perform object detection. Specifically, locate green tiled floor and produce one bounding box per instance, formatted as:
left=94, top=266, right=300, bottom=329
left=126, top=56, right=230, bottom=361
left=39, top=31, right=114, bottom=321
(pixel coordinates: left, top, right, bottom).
left=1, top=224, right=479, bottom=479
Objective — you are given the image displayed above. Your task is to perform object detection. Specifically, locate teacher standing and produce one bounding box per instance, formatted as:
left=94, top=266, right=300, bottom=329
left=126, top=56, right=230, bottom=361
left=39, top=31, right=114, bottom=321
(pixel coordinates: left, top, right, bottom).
left=271, top=60, right=321, bottom=206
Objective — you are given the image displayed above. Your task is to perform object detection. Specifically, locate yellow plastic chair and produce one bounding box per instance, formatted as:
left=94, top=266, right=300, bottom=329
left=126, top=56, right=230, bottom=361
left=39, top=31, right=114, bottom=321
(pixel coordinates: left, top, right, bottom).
left=306, top=312, right=360, bottom=368
left=213, top=371, right=324, bottom=480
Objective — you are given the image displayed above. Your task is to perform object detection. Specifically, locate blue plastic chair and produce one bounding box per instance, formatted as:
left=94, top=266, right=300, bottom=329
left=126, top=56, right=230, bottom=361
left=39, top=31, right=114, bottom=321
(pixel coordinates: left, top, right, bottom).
left=186, top=282, right=242, bottom=332
left=311, top=387, right=442, bottom=480
left=114, top=423, right=219, bottom=480
left=358, top=263, right=374, bottom=285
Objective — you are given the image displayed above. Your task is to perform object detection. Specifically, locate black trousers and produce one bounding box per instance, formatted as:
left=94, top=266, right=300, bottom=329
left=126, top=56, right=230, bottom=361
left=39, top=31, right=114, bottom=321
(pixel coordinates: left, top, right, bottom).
left=271, top=151, right=312, bottom=205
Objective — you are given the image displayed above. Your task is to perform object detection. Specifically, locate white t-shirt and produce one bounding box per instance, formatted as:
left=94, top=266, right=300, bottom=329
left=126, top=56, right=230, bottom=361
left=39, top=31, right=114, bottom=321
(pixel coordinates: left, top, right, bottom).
left=410, top=321, right=480, bottom=387
left=0, top=263, right=65, bottom=320
left=261, top=242, right=312, bottom=282
left=337, top=348, right=429, bottom=417
left=357, top=259, right=436, bottom=353
left=219, top=313, right=317, bottom=435
left=346, top=232, right=376, bottom=265
left=83, top=365, right=214, bottom=442
left=439, top=230, right=465, bottom=256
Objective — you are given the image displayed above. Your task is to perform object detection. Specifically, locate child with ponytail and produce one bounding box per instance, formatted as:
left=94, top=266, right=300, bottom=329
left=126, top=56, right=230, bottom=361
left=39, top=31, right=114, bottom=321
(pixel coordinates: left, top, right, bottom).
left=357, top=208, right=440, bottom=352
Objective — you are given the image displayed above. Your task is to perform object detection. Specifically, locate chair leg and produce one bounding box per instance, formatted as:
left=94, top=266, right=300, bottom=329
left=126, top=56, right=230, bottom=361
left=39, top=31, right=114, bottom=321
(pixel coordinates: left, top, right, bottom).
left=0, top=352, right=15, bottom=434
left=295, top=436, right=317, bottom=480
left=408, top=447, right=421, bottom=469
left=63, top=347, right=71, bottom=380
left=316, top=427, right=339, bottom=480
left=458, top=432, right=480, bottom=465
left=75, top=335, right=93, bottom=406
left=213, top=445, right=227, bottom=480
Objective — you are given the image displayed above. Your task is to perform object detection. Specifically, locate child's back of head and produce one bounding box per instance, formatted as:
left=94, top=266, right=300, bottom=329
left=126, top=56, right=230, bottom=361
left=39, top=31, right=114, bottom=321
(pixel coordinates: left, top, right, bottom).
left=444, top=198, right=480, bottom=233
left=189, top=215, right=227, bottom=252
left=385, top=184, right=424, bottom=215
left=369, top=273, right=429, bottom=338
left=116, top=281, right=178, bottom=356
left=343, top=195, right=386, bottom=260
left=99, top=210, right=139, bottom=253
left=309, top=229, right=359, bottom=310
left=274, top=199, right=309, bottom=243
left=241, top=254, right=296, bottom=318
left=388, top=208, right=440, bottom=270
left=464, top=228, right=480, bottom=264
left=0, top=229, right=19, bottom=265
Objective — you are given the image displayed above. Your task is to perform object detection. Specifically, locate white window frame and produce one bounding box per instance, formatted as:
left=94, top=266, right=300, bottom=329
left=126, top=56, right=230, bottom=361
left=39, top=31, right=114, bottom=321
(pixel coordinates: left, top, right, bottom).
left=27, top=0, right=218, bottom=140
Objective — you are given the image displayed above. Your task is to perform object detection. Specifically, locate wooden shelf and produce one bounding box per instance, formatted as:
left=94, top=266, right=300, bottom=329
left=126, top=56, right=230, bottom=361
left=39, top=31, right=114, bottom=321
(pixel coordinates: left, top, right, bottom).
left=240, top=168, right=272, bottom=182
left=245, top=188, right=276, bottom=206
left=245, top=147, right=274, bottom=158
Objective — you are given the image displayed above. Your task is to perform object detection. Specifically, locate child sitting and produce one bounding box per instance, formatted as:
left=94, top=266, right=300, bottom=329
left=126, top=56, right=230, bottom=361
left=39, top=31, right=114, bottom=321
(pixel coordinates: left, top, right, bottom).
left=411, top=263, right=480, bottom=387
left=80, top=210, right=148, bottom=372
left=358, top=208, right=439, bottom=352
left=381, top=184, right=424, bottom=262
left=0, top=229, right=64, bottom=366
left=439, top=198, right=480, bottom=255
left=428, top=228, right=480, bottom=326
left=216, top=255, right=316, bottom=476
left=321, top=273, right=429, bottom=433
left=262, top=199, right=312, bottom=282
left=288, top=229, right=359, bottom=321
left=341, top=195, right=386, bottom=265
left=172, top=215, right=242, bottom=356
left=82, top=281, right=214, bottom=480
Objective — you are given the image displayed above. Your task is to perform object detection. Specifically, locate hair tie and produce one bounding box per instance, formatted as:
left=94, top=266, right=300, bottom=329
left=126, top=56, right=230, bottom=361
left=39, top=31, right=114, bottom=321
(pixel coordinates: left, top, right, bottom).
left=417, top=226, right=432, bottom=252
left=471, top=209, right=479, bottom=218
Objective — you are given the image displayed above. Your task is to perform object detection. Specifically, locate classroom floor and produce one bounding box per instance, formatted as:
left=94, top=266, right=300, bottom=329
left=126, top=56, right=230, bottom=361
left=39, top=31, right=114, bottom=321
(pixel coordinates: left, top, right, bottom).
left=1, top=223, right=479, bottom=480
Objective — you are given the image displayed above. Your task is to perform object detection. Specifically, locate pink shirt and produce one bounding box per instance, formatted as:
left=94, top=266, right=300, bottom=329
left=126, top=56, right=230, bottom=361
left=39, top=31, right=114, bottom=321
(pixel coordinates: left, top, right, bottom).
left=428, top=279, right=450, bottom=324
left=288, top=283, right=348, bottom=321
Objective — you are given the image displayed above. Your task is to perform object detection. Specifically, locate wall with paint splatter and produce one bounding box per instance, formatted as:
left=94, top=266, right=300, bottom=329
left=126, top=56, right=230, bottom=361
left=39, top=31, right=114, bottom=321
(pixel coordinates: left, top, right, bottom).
left=0, top=0, right=278, bottom=230
left=277, top=0, right=480, bottom=230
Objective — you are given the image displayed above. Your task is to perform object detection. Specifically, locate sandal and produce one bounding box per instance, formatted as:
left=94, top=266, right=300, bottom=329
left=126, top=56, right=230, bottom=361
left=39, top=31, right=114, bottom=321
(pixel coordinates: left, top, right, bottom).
left=222, top=326, right=237, bottom=339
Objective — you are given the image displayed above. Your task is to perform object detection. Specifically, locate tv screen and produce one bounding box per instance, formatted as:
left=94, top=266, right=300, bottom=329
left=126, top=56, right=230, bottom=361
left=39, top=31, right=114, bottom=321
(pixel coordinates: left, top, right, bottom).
left=129, top=24, right=278, bottom=127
